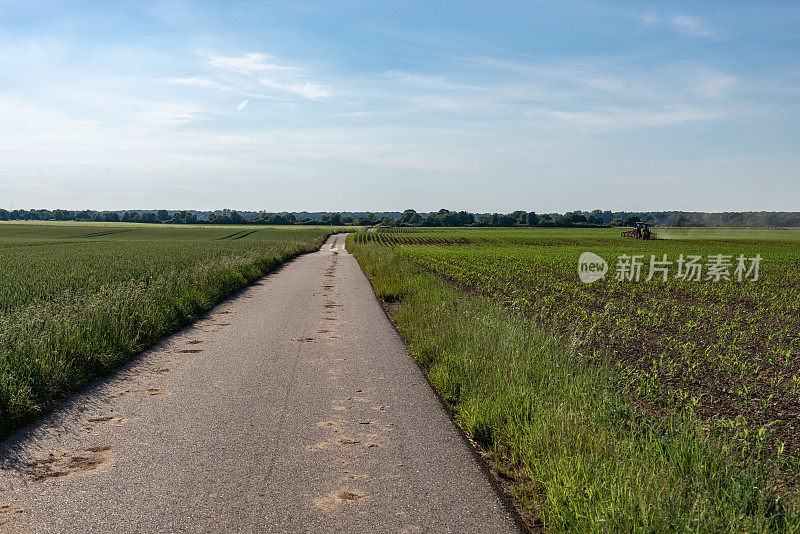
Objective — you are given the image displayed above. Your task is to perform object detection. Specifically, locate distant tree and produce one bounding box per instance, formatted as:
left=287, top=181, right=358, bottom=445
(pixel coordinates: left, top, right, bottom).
left=230, top=210, right=244, bottom=224
left=421, top=209, right=467, bottom=227
left=53, top=209, right=71, bottom=221
left=623, top=216, right=640, bottom=227
left=563, top=212, right=587, bottom=224
left=284, top=213, right=297, bottom=224
left=397, top=209, right=422, bottom=226
left=498, top=214, right=516, bottom=227
left=156, top=210, right=170, bottom=222
left=674, top=217, right=704, bottom=227
left=379, top=216, right=394, bottom=226
left=610, top=217, right=624, bottom=226
left=511, top=211, right=527, bottom=226
left=267, top=214, right=288, bottom=225
left=140, top=212, right=159, bottom=223
left=170, top=210, right=197, bottom=224
left=526, top=211, right=539, bottom=226
left=457, top=211, right=473, bottom=226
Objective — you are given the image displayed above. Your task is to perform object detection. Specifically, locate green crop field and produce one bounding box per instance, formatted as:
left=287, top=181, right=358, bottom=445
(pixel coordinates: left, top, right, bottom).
left=0, top=222, right=335, bottom=435
left=348, top=226, right=800, bottom=532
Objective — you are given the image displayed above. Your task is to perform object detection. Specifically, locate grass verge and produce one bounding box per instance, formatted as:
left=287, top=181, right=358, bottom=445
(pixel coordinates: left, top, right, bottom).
left=348, top=241, right=799, bottom=533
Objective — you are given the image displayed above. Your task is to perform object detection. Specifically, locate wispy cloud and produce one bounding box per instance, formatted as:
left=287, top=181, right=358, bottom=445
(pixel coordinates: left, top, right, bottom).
left=258, top=78, right=329, bottom=101
left=668, top=14, right=718, bottom=38
left=201, top=51, right=331, bottom=101
left=641, top=13, right=722, bottom=39
left=694, top=71, right=736, bottom=98
left=204, top=52, right=296, bottom=74
left=384, top=70, right=477, bottom=91
left=169, top=77, right=226, bottom=89
left=376, top=56, right=746, bottom=133
left=526, top=106, right=725, bottom=133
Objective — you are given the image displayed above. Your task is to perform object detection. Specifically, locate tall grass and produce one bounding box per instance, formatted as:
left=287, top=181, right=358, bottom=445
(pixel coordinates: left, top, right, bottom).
left=349, top=242, right=799, bottom=532
left=0, top=225, right=334, bottom=436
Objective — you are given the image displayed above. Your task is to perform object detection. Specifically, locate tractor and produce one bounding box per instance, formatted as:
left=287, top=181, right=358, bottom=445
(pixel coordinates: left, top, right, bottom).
left=621, top=221, right=655, bottom=240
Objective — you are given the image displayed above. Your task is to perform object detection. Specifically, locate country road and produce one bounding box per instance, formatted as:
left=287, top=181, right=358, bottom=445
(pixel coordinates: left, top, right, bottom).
left=0, top=234, right=521, bottom=533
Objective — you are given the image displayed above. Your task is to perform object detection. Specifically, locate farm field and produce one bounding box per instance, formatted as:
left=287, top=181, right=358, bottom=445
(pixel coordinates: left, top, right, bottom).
left=348, top=226, right=800, bottom=531
left=0, top=222, right=336, bottom=436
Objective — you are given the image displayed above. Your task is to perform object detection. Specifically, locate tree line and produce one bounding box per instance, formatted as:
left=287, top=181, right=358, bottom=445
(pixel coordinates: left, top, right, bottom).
left=2, top=208, right=798, bottom=228
left=0, top=208, right=383, bottom=226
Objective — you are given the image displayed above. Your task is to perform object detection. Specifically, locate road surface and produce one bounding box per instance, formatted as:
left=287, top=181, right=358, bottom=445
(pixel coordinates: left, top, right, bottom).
left=0, top=233, right=521, bottom=533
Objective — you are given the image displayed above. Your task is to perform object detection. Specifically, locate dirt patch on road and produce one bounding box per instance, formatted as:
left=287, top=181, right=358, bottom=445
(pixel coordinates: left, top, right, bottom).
left=314, top=489, right=365, bottom=509
left=0, top=503, right=26, bottom=526
left=111, top=388, right=170, bottom=398
left=27, top=445, right=113, bottom=482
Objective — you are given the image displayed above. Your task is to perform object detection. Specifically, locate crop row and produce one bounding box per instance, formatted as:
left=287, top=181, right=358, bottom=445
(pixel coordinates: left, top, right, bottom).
left=346, top=230, right=800, bottom=531
left=374, top=227, right=422, bottom=234
left=360, top=228, right=800, bottom=460
left=352, top=231, right=471, bottom=246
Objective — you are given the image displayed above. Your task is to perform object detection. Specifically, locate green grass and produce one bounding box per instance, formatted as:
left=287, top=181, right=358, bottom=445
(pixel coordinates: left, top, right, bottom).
left=355, top=227, right=800, bottom=457
left=0, top=222, right=336, bottom=436
left=347, top=228, right=800, bottom=532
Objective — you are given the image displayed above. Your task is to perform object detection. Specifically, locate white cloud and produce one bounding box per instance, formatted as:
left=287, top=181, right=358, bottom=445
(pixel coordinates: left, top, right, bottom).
left=583, top=77, right=625, bottom=92
left=334, top=111, right=380, bottom=118
left=640, top=12, right=658, bottom=27
left=258, top=78, right=329, bottom=101
left=409, top=94, right=506, bottom=114
left=200, top=51, right=330, bottom=101
left=694, top=71, right=736, bottom=98
left=641, top=12, right=721, bottom=39
left=668, top=15, right=717, bottom=38
left=205, top=52, right=296, bottom=74
left=410, top=95, right=463, bottom=111
left=169, top=77, right=226, bottom=89
left=526, top=105, right=725, bottom=133
left=385, top=71, right=455, bottom=89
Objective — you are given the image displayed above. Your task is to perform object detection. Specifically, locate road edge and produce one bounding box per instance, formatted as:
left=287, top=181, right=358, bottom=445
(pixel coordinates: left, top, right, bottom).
left=344, top=240, right=538, bottom=534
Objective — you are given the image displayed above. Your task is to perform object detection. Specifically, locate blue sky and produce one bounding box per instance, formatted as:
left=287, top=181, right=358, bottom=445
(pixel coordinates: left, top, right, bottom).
left=0, top=0, right=798, bottom=212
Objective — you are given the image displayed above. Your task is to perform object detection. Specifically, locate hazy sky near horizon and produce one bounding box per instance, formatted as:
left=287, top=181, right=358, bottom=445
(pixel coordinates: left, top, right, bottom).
left=0, top=1, right=798, bottom=213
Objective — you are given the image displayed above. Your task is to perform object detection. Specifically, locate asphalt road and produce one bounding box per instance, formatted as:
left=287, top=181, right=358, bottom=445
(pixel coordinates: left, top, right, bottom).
left=0, top=233, right=521, bottom=533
